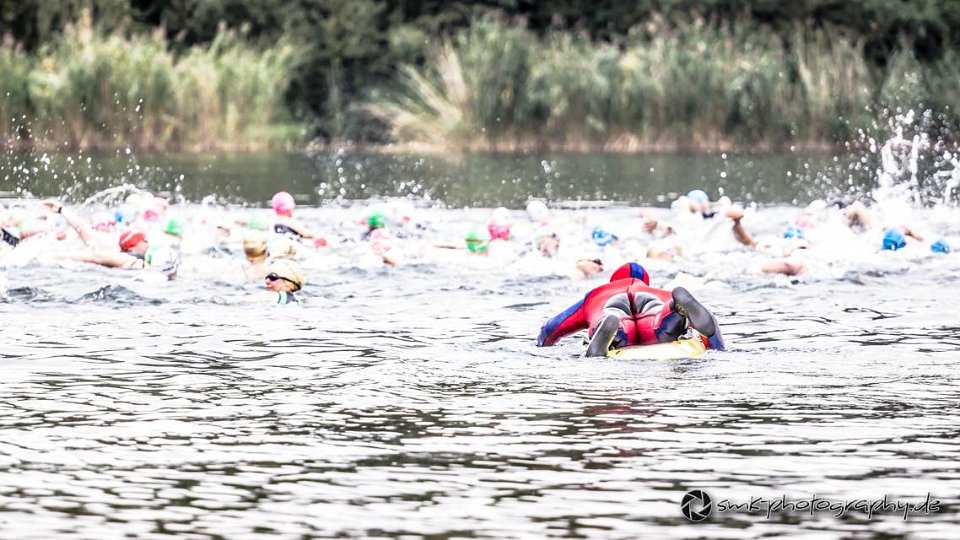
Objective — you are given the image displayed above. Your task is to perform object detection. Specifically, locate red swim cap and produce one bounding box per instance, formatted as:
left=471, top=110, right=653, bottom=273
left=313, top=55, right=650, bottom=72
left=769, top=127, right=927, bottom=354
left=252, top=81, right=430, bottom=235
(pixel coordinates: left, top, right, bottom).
left=119, top=230, right=146, bottom=252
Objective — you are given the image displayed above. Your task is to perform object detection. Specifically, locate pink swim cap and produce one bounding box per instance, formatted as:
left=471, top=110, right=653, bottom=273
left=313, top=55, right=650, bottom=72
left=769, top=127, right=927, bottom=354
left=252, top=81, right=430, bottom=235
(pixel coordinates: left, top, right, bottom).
left=487, top=222, right=511, bottom=241
left=91, top=212, right=116, bottom=232
left=271, top=191, right=296, bottom=215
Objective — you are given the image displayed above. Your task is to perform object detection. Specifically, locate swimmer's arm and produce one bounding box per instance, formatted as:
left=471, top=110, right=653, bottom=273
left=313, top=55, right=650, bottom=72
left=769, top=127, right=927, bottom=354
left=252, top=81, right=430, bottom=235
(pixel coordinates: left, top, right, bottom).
left=279, top=219, right=321, bottom=240
left=901, top=225, right=924, bottom=242
left=44, top=201, right=104, bottom=249
left=727, top=208, right=757, bottom=248
left=537, top=298, right=588, bottom=346
left=57, top=250, right=144, bottom=269
left=761, top=258, right=805, bottom=276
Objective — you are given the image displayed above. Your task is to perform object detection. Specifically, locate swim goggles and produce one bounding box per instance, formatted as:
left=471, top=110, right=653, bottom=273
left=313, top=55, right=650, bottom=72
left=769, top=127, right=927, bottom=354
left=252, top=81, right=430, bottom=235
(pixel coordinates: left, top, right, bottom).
left=265, top=273, right=300, bottom=287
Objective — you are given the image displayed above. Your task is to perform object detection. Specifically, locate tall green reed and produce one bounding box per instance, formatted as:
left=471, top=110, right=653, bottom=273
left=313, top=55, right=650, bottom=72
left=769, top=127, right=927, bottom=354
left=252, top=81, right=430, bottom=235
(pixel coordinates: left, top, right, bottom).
left=2, top=10, right=301, bottom=152
left=369, top=16, right=943, bottom=152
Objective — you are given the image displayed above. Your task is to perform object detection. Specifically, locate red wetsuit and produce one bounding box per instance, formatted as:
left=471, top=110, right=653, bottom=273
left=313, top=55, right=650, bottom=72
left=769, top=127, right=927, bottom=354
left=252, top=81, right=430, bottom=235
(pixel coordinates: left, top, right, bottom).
left=537, top=262, right=689, bottom=348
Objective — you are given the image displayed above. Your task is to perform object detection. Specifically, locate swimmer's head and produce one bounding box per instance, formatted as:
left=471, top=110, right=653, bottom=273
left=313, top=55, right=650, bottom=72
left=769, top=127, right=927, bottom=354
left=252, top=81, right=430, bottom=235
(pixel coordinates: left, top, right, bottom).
left=490, top=207, right=510, bottom=224
left=91, top=212, right=116, bottom=232
left=465, top=227, right=489, bottom=254
left=487, top=222, right=511, bottom=241
left=164, top=217, right=183, bottom=238
left=534, top=226, right=560, bottom=257
left=782, top=225, right=805, bottom=240
left=367, top=211, right=386, bottom=230
left=268, top=237, right=298, bottom=260
left=882, top=228, right=906, bottom=251
left=525, top=200, right=549, bottom=222
left=265, top=258, right=304, bottom=292
left=575, top=258, right=604, bottom=277
left=646, top=246, right=674, bottom=262
left=271, top=191, right=296, bottom=216
left=114, top=204, right=138, bottom=224
left=590, top=226, right=618, bottom=247
left=145, top=245, right=180, bottom=279
left=118, top=229, right=148, bottom=254
left=142, top=197, right=169, bottom=221
left=243, top=231, right=268, bottom=259
left=686, top=189, right=709, bottom=205
left=807, top=199, right=828, bottom=212
left=931, top=239, right=951, bottom=254
left=795, top=213, right=815, bottom=229
left=246, top=213, right=269, bottom=231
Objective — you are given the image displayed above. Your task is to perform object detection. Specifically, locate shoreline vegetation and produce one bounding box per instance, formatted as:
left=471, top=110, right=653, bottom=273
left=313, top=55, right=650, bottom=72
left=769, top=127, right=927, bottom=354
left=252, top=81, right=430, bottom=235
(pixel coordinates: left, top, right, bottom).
left=2, top=7, right=959, bottom=155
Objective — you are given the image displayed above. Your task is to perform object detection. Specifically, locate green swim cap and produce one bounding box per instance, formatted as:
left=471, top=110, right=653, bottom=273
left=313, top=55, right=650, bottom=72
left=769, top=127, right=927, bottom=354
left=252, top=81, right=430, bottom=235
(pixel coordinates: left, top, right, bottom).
left=247, top=213, right=269, bottom=231
left=164, top=218, right=183, bottom=238
left=464, top=227, right=489, bottom=253
left=367, top=211, right=386, bottom=229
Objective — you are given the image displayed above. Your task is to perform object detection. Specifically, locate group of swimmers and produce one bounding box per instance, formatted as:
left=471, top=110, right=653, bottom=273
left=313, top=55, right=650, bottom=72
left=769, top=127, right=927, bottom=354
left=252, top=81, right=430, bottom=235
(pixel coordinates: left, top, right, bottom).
left=1, top=187, right=954, bottom=354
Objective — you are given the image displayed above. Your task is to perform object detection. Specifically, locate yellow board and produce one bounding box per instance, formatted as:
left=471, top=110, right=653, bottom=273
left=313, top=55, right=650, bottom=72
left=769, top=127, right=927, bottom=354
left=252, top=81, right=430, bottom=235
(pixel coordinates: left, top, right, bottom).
left=606, top=337, right=707, bottom=360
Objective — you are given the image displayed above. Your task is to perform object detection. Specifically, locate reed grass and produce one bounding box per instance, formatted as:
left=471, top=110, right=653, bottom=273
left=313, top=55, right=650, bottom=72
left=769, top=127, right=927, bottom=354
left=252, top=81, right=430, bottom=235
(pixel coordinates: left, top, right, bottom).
left=2, top=10, right=302, bottom=152
left=369, top=16, right=957, bottom=152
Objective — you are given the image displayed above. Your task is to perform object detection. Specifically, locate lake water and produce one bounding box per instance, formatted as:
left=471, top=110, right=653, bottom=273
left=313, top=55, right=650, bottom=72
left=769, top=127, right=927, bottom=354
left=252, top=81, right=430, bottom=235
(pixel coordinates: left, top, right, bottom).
left=0, top=150, right=958, bottom=538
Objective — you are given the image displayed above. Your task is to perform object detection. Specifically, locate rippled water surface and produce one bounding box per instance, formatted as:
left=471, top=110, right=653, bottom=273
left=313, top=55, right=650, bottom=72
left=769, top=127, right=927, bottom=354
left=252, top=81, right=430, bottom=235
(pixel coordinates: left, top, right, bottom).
left=1, top=152, right=959, bottom=538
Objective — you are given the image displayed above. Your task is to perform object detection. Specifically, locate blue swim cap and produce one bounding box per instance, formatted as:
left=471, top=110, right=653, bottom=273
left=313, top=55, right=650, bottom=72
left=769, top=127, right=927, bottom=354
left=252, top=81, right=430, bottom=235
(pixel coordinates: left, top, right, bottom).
left=591, top=226, right=618, bottom=247
left=686, top=189, right=709, bottom=204
left=882, top=229, right=906, bottom=251
left=783, top=225, right=805, bottom=240
left=931, top=239, right=951, bottom=254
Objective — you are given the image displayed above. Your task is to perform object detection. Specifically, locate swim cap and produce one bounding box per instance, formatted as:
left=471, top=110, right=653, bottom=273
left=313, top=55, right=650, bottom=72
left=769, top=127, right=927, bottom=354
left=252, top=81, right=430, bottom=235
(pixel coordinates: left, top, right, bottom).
left=591, top=226, right=618, bottom=247
left=795, top=213, right=815, bottom=229
left=491, top=207, right=510, bottom=223
left=782, top=225, right=805, bottom=240
left=91, top=212, right=116, bottom=232
left=114, top=204, right=138, bottom=224
left=465, top=227, right=487, bottom=242
left=610, top=262, right=650, bottom=285
left=243, top=231, right=268, bottom=258
left=119, top=230, right=147, bottom=252
left=142, top=197, right=169, bottom=221
left=487, top=222, right=511, bottom=241
left=525, top=200, right=549, bottom=222
left=246, top=213, right=269, bottom=231
left=267, top=258, right=305, bottom=291
left=464, top=227, right=489, bottom=253
left=164, top=218, right=183, bottom=238
left=268, top=237, right=298, bottom=260
left=807, top=199, right=828, bottom=212
left=686, top=189, right=709, bottom=205
left=271, top=192, right=296, bottom=215
left=931, top=239, right=951, bottom=254
left=882, top=229, right=906, bottom=251
left=145, top=245, right=180, bottom=277
left=367, top=211, right=386, bottom=230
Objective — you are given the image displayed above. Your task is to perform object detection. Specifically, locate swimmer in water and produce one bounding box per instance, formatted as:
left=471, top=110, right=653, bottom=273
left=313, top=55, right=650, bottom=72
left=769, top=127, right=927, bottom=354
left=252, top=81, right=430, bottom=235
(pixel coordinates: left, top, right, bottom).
left=363, top=211, right=387, bottom=240
left=534, top=226, right=560, bottom=257
left=43, top=201, right=151, bottom=270
left=538, top=262, right=725, bottom=356
left=259, top=258, right=305, bottom=305
left=268, top=191, right=327, bottom=247
left=573, top=258, right=604, bottom=279
left=226, top=230, right=270, bottom=281
left=727, top=207, right=808, bottom=276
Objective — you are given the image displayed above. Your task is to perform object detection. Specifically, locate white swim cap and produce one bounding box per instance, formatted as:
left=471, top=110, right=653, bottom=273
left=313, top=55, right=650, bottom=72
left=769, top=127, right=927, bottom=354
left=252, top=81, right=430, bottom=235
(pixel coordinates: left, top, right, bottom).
left=525, top=200, right=549, bottom=222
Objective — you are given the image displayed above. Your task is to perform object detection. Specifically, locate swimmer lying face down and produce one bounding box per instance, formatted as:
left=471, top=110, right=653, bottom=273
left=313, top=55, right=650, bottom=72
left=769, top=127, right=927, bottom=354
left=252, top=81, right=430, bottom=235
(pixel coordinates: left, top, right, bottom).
left=538, top=262, right=725, bottom=357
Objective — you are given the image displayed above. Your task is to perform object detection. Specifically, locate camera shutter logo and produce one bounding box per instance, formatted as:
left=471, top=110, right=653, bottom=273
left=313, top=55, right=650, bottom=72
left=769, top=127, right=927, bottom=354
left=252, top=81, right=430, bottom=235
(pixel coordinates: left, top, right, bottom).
left=680, top=490, right=713, bottom=522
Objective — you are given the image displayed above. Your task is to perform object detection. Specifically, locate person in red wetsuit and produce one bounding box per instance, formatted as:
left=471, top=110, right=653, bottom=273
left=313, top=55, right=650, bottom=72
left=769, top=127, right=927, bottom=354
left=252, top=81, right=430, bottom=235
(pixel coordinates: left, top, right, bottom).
left=537, top=262, right=725, bottom=356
